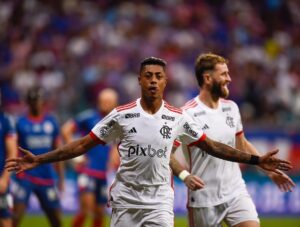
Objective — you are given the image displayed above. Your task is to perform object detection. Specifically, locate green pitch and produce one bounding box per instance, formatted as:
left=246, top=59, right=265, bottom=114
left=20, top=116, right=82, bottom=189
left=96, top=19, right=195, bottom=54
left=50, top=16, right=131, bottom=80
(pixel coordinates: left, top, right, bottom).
left=20, top=215, right=300, bottom=227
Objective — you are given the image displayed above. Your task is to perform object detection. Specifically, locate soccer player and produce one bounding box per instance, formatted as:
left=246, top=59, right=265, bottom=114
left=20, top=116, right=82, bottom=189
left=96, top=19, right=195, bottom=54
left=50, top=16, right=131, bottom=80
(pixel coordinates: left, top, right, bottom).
left=12, top=87, right=64, bottom=227
left=0, top=91, right=17, bottom=227
left=180, top=53, right=296, bottom=227
left=61, top=88, right=119, bottom=227
left=5, top=57, right=291, bottom=227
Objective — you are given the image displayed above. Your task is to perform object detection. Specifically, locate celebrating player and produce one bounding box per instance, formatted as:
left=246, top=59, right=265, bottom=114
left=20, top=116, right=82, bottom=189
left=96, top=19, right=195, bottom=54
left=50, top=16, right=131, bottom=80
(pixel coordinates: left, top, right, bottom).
left=179, top=53, right=296, bottom=227
left=5, top=57, right=291, bottom=227
left=12, top=87, right=64, bottom=227
left=61, top=88, right=119, bottom=227
left=0, top=90, right=17, bottom=227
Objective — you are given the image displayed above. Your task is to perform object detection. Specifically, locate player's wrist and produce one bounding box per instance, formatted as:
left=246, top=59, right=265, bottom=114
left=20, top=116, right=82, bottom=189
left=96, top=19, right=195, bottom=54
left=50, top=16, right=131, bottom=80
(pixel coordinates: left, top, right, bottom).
left=249, top=155, right=260, bottom=165
left=178, top=170, right=191, bottom=181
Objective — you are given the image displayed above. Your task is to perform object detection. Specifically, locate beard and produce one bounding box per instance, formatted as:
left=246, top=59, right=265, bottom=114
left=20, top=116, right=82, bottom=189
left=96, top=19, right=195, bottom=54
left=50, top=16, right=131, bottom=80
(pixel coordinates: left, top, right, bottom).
left=211, top=81, right=229, bottom=98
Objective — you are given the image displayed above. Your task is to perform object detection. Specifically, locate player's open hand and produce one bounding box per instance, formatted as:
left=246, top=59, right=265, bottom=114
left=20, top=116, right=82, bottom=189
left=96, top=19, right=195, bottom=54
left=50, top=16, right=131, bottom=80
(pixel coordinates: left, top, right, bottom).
left=258, top=149, right=292, bottom=174
left=268, top=171, right=296, bottom=192
left=5, top=147, right=38, bottom=173
left=184, top=175, right=205, bottom=191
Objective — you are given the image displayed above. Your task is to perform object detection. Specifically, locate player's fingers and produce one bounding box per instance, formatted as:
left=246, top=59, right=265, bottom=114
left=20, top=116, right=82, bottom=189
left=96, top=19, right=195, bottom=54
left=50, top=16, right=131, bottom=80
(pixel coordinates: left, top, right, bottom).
left=194, top=181, right=205, bottom=189
left=282, top=183, right=291, bottom=192
left=5, top=164, right=20, bottom=172
left=285, top=177, right=296, bottom=187
left=286, top=184, right=293, bottom=192
left=277, top=162, right=292, bottom=171
left=18, top=147, right=32, bottom=156
left=272, top=169, right=282, bottom=175
left=193, top=176, right=205, bottom=185
left=286, top=182, right=295, bottom=192
left=5, top=161, right=20, bottom=169
left=267, top=149, right=279, bottom=157
left=5, top=158, right=21, bottom=163
left=276, top=158, right=292, bottom=165
left=278, top=184, right=285, bottom=192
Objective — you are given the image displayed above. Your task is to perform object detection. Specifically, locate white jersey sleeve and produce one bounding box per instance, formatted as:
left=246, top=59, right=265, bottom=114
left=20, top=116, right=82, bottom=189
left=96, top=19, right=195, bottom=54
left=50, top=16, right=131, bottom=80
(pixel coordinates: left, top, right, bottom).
left=90, top=108, right=122, bottom=144
left=176, top=112, right=206, bottom=146
left=233, top=102, right=243, bottom=135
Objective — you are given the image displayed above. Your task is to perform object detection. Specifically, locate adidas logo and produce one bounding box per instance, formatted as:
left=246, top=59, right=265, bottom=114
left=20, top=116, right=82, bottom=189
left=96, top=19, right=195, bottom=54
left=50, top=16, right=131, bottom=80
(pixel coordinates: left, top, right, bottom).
left=128, top=127, right=137, bottom=133
left=202, top=124, right=209, bottom=130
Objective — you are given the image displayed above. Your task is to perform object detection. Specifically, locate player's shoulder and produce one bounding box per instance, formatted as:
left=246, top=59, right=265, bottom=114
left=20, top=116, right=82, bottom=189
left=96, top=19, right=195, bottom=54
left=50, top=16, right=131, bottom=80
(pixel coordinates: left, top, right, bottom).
left=220, top=98, right=239, bottom=110
left=181, top=98, right=199, bottom=113
left=164, top=101, right=183, bottom=115
left=116, top=100, right=138, bottom=112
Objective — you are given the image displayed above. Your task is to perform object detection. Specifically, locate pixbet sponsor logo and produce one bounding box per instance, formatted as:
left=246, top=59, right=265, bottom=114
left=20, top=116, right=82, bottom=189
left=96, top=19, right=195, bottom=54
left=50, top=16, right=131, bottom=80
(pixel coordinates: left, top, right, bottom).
left=127, top=145, right=167, bottom=158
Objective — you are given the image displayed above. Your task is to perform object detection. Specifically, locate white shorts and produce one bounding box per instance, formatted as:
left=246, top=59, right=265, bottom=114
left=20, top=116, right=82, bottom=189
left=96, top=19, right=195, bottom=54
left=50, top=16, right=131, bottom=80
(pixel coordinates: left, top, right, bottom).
left=110, top=208, right=174, bottom=227
left=188, top=193, right=259, bottom=227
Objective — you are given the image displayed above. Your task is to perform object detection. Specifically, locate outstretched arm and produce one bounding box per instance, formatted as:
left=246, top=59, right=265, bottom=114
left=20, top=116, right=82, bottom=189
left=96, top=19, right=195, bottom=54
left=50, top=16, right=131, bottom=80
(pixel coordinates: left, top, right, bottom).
left=196, top=136, right=292, bottom=173
left=236, top=133, right=295, bottom=192
left=6, top=134, right=99, bottom=173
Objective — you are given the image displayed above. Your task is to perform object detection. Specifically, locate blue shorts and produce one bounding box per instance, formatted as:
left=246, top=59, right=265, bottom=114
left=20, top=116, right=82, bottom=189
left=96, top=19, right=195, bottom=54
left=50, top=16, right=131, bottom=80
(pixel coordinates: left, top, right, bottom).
left=12, top=178, right=60, bottom=209
left=77, top=174, right=107, bottom=205
left=0, top=192, right=13, bottom=218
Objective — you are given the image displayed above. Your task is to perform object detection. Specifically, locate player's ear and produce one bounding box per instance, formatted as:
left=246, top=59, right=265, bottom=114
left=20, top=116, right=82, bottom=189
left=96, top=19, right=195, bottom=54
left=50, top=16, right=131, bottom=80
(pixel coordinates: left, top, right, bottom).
left=203, top=72, right=211, bottom=85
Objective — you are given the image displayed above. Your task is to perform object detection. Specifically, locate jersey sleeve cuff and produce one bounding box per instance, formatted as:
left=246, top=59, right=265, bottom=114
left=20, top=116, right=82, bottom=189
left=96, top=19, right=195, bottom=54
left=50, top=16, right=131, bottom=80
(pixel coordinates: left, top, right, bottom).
left=173, top=140, right=181, bottom=148
left=188, top=133, right=206, bottom=147
left=89, top=132, right=106, bottom=145
left=236, top=130, right=243, bottom=136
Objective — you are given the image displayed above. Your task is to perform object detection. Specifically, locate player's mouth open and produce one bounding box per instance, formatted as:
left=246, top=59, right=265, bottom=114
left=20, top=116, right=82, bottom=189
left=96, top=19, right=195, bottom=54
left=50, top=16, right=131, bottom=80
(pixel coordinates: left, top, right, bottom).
left=149, top=87, right=158, bottom=93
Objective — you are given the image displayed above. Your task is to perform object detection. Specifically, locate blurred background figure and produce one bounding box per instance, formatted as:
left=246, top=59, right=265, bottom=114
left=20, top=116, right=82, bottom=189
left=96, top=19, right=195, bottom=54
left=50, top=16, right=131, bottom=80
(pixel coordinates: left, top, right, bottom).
left=11, top=87, right=64, bottom=227
left=0, top=90, right=17, bottom=227
left=61, top=88, right=119, bottom=227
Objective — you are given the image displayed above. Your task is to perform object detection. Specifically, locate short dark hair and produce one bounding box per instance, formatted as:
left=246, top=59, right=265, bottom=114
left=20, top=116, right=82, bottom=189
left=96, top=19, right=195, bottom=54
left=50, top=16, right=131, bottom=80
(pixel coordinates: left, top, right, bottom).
left=195, top=53, right=228, bottom=87
left=26, top=86, right=44, bottom=102
left=140, top=57, right=167, bottom=73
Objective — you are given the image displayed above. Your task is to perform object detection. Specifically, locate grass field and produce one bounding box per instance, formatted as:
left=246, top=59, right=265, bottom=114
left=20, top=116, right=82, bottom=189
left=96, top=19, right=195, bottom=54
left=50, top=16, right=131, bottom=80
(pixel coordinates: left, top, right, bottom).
left=20, top=215, right=300, bottom=227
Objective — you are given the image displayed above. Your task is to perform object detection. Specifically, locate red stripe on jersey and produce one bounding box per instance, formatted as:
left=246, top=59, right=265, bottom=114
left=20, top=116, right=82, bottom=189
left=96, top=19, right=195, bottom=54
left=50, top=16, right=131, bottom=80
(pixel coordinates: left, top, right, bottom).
left=184, top=99, right=195, bottom=106
left=173, top=140, right=181, bottom=148
left=116, top=101, right=137, bottom=112
left=236, top=130, right=244, bottom=136
left=181, top=101, right=197, bottom=110
left=164, top=103, right=182, bottom=114
left=188, top=133, right=207, bottom=147
left=89, top=132, right=106, bottom=145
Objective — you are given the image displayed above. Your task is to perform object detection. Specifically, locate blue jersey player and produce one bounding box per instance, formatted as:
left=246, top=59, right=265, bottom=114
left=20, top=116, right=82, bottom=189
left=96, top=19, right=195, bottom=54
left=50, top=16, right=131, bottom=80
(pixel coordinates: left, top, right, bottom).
left=61, top=88, right=119, bottom=227
left=12, top=87, right=64, bottom=227
left=0, top=91, right=17, bottom=227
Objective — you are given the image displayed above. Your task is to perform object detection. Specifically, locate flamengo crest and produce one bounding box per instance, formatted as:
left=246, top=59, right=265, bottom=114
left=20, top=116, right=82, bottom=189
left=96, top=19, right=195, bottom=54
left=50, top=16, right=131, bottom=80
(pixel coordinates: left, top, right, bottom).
left=160, top=125, right=172, bottom=139
left=226, top=116, right=235, bottom=128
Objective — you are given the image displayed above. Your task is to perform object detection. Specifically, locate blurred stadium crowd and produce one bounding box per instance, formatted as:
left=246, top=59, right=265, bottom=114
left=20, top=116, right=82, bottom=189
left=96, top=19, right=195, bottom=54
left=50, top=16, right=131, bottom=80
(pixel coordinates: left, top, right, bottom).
left=0, top=0, right=300, bottom=129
